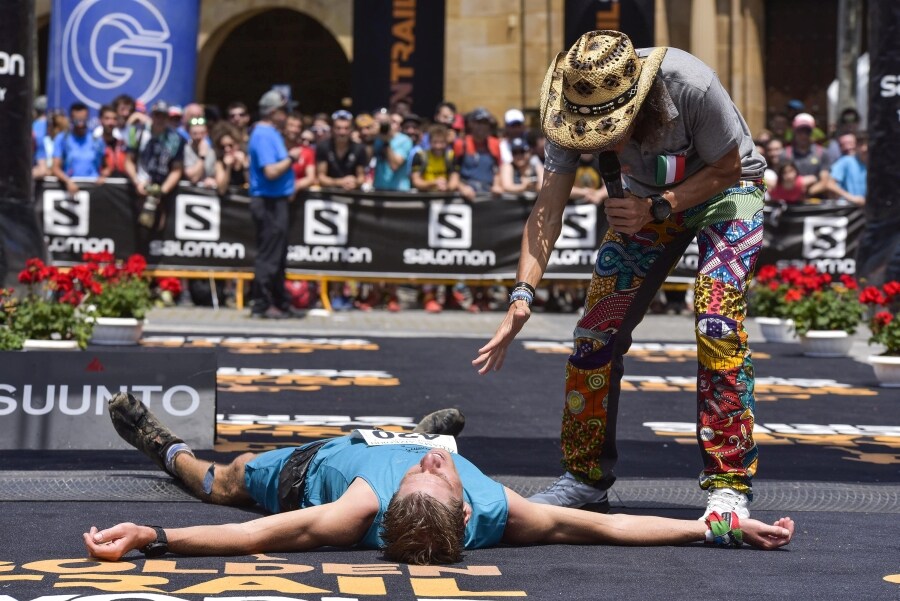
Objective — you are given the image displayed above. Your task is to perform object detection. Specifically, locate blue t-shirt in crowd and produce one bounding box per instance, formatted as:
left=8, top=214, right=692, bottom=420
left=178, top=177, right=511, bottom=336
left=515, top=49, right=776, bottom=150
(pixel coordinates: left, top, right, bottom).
left=52, top=131, right=105, bottom=177
left=829, top=155, right=867, bottom=199
left=243, top=435, right=509, bottom=550
left=32, top=118, right=47, bottom=151
left=248, top=122, right=294, bottom=198
left=373, top=133, right=413, bottom=191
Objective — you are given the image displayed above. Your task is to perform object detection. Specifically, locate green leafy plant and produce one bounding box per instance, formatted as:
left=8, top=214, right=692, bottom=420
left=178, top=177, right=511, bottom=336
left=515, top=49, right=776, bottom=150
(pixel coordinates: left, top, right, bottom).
left=781, top=266, right=863, bottom=336
left=859, top=281, right=900, bottom=356
left=1, top=259, right=96, bottom=349
left=84, top=252, right=153, bottom=319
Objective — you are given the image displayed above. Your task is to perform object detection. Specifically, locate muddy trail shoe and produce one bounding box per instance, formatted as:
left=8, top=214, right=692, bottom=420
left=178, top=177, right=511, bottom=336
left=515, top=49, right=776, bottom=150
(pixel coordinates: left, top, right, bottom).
left=413, top=408, right=466, bottom=436
left=108, top=392, right=184, bottom=474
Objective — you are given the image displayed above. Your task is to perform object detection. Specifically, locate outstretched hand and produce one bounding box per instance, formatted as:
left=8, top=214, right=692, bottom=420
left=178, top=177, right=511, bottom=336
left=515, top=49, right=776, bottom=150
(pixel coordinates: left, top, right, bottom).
left=472, top=302, right=531, bottom=374
left=741, top=517, right=795, bottom=549
left=83, top=523, right=151, bottom=561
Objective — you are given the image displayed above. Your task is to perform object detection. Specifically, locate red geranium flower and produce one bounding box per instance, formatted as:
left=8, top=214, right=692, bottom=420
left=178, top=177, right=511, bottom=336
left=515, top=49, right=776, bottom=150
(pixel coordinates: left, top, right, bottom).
left=124, top=254, right=147, bottom=276
left=156, top=277, right=183, bottom=295
left=101, top=263, right=120, bottom=280
left=884, top=281, right=900, bottom=302
left=839, top=274, right=859, bottom=290
left=874, top=311, right=893, bottom=328
left=784, top=288, right=803, bottom=303
left=859, top=286, right=887, bottom=306
left=756, top=265, right=778, bottom=283
left=780, top=266, right=801, bottom=285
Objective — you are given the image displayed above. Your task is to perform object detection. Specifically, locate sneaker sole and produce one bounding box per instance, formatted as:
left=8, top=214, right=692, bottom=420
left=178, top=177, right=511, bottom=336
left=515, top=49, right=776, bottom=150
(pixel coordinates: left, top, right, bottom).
left=412, top=408, right=466, bottom=436
left=108, top=392, right=182, bottom=473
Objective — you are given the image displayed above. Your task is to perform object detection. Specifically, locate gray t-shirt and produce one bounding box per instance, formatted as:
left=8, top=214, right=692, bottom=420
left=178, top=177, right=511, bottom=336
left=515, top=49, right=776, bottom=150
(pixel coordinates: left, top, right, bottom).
left=545, top=47, right=766, bottom=199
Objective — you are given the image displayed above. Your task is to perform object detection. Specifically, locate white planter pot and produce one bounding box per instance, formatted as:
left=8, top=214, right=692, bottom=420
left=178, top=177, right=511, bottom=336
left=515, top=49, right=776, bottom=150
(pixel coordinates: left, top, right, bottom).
left=22, top=339, right=81, bottom=351
left=755, top=317, right=798, bottom=343
left=89, top=317, right=144, bottom=346
left=869, top=355, right=900, bottom=388
left=799, top=330, right=853, bottom=358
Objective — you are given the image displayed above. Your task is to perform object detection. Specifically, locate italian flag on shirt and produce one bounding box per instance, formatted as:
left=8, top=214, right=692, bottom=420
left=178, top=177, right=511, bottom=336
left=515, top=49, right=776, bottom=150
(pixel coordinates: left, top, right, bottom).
left=656, top=154, right=685, bottom=186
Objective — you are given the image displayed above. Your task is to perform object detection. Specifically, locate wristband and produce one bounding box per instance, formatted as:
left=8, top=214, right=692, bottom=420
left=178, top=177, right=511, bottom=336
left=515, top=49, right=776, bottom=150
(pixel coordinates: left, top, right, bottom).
left=704, top=511, right=743, bottom=548
left=139, top=525, right=169, bottom=557
left=512, top=281, right=536, bottom=297
left=508, top=288, right=534, bottom=307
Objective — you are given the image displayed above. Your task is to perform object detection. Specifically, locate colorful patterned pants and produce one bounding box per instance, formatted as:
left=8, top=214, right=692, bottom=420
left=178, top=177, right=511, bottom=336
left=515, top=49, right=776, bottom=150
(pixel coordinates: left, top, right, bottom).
left=561, top=184, right=764, bottom=497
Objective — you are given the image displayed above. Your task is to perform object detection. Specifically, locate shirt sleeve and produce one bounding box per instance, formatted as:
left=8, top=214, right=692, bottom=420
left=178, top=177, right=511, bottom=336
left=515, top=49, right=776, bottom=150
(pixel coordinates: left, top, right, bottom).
left=390, top=135, right=413, bottom=160
left=829, top=157, right=847, bottom=185
left=543, top=140, right=581, bottom=174
left=52, top=133, right=65, bottom=160
left=257, top=129, right=287, bottom=166
left=410, top=150, right=425, bottom=174
left=687, top=74, right=743, bottom=165
left=172, top=136, right=186, bottom=165
left=500, top=140, right=512, bottom=165
left=95, top=137, right=107, bottom=171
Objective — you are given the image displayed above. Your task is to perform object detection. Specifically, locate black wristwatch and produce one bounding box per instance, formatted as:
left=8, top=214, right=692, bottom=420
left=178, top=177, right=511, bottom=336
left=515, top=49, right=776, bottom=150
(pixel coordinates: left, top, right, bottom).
left=649, top=194, right=672, bottom=223
left=140, top=525, right=169, bottom=558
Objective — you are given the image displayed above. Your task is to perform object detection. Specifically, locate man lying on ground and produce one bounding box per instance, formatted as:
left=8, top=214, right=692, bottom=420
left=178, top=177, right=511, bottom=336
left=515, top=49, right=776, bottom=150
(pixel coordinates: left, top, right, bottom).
left=83, top=393, right=794, bottom=564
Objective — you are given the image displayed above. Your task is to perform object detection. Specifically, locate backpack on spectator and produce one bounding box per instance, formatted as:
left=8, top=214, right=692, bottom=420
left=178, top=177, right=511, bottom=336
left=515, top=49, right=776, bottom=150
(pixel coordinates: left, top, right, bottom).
left=453, top=135, right=501, bottom=166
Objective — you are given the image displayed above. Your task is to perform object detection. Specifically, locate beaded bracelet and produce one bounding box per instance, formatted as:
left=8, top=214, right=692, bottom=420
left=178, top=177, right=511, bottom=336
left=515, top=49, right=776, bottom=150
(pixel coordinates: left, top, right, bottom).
left=508, top=288, right=534, bottom=307
left=512, top=281, right=536, bottom=296
left=704, top=511, right=744, bottom=548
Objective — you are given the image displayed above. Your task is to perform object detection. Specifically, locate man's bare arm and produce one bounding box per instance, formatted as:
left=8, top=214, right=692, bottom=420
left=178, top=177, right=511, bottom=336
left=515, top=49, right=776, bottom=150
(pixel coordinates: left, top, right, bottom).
left=605, top=145, right=743, bottom=234
left=501, top=487, right=794, bottom=550
left=473, top=170, right=575, bottom=374
left=84, top=478, right=378, bottom=560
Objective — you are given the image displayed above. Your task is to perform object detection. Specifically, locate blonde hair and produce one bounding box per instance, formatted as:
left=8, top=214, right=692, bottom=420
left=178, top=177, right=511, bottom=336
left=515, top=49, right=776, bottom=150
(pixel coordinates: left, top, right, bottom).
left=381, top=492, right=465, bottom=564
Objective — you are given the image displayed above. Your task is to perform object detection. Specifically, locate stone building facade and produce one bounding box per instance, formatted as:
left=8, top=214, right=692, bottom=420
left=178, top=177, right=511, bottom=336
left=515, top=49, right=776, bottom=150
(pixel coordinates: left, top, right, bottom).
left=34, top=0, right=828, bottom=135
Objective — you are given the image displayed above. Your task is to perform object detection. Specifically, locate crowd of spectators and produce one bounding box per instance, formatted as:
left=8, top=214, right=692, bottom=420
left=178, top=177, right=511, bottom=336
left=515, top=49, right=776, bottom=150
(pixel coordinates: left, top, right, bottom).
left=30, top=91, right=596, bottom=314
left=31, top=91, right=867, bottom=316
left=755, top=103, right=867, bottom=208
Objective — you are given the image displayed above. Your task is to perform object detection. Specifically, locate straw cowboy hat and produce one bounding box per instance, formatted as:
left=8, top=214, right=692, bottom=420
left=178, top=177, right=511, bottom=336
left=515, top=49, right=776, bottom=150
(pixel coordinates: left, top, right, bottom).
left=540, top=30, right=667, bottom=151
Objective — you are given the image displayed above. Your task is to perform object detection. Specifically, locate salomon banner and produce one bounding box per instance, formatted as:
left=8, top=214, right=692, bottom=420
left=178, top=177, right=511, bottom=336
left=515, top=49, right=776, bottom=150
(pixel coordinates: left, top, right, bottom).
left=0, top=350, right=217, bottom=450
left=565, top=0, right=655, bottom=48
left=858, top=2, right=900, bottom=285
left=34, top=181, right=865, bottom=279
left=352, top=0, right=445, bottom=116
left=0, top=0, right=44, bottom=288
left=46, top=0, right=200, bottom=113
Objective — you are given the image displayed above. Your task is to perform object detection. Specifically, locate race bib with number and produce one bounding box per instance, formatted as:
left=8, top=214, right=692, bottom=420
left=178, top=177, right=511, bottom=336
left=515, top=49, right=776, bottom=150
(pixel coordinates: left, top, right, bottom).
left=352, top=429, right=458, bottom=453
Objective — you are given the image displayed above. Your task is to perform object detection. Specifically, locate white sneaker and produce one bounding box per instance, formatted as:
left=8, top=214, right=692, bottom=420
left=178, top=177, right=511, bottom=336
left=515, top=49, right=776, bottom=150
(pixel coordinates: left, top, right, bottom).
left=701, top=487, right=750, bottom=520
left=529, top=472, right=609, bottom=510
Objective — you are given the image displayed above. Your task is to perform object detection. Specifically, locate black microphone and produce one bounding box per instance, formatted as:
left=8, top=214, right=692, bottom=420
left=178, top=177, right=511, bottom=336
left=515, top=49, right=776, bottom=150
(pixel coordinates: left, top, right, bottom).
left=598, top=151, right=625, bottom=198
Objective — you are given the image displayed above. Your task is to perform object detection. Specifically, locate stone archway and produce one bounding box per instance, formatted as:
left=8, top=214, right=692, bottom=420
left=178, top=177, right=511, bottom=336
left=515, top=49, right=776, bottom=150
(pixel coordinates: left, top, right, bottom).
left=197, top=0, right=352, bottom=114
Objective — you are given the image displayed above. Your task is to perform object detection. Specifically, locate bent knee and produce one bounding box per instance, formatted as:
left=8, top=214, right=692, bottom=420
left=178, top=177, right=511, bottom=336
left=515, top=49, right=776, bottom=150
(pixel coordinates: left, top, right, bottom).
left=695, top=314, right=748, bottom=370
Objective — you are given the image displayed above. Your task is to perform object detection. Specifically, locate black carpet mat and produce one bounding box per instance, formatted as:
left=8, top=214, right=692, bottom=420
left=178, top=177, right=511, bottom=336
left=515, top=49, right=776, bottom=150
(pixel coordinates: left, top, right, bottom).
left=1, top=334, right=898, bottom=600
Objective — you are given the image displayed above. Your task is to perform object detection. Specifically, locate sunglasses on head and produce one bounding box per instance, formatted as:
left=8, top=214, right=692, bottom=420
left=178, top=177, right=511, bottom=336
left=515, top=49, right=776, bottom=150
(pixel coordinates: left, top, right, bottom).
left=190, top=117, right=206, bottom=126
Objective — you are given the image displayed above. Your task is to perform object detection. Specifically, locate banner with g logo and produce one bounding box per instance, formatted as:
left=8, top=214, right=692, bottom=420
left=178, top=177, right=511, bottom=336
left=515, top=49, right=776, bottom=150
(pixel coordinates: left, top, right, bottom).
left=47, top=0, right=199, bottom=112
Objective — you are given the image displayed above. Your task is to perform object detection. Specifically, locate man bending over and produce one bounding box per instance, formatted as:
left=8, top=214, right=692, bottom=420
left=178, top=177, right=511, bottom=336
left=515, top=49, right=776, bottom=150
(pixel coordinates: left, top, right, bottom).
left=84, top=393, right=794, bottom=564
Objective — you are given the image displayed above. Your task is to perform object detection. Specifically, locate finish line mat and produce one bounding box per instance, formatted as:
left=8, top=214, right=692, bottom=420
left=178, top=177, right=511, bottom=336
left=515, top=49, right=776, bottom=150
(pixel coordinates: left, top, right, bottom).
left=0, top=334, right=898, bottom=599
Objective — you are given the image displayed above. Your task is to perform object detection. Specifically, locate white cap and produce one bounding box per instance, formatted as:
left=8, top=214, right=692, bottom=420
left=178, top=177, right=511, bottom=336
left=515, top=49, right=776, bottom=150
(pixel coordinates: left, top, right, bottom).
left=504, top=109, right=525, bottom=124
